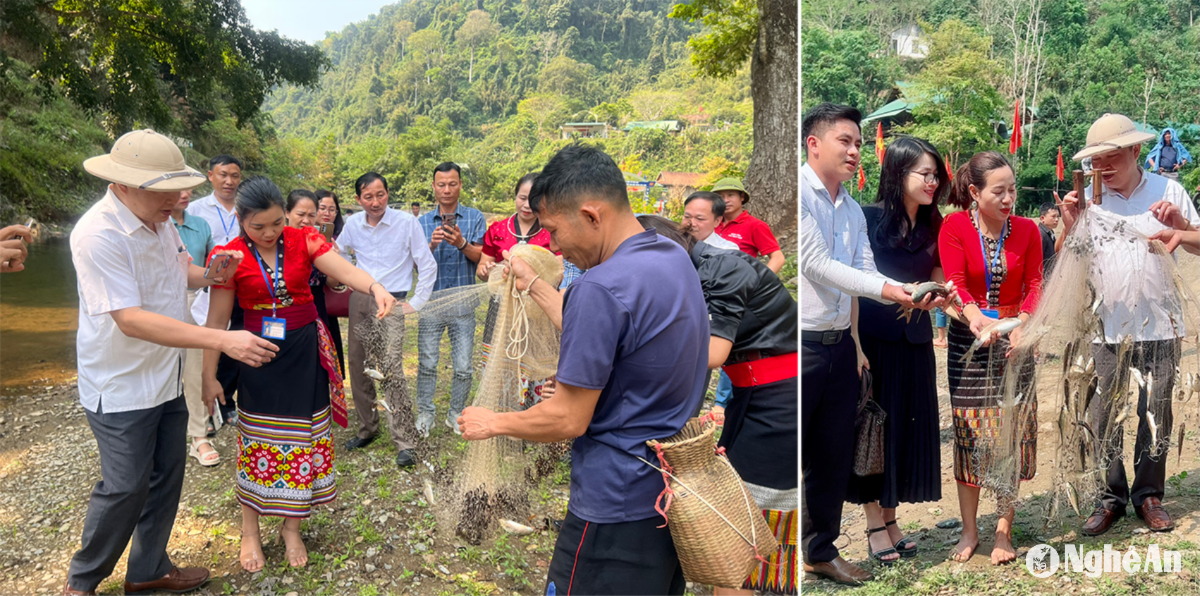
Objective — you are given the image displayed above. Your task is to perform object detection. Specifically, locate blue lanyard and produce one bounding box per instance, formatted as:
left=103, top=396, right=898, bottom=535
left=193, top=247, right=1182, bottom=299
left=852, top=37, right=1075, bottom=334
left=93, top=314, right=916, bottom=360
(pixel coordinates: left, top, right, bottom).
left=250, top=242, right=282, bottom=318
left=975, top=211, right=1007, bottom=304
left=215, top=206, right=237, bottom=240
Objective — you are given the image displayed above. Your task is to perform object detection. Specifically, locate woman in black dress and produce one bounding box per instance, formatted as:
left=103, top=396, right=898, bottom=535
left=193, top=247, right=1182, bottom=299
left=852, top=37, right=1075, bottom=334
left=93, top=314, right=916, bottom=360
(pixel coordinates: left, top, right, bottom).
left=846, top=136, right=949, bottom=564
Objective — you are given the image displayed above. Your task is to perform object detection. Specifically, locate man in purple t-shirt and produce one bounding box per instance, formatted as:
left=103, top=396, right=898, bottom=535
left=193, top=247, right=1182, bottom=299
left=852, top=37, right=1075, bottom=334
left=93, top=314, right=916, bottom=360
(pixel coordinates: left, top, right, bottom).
left=458, top=144, right=709, bottom=595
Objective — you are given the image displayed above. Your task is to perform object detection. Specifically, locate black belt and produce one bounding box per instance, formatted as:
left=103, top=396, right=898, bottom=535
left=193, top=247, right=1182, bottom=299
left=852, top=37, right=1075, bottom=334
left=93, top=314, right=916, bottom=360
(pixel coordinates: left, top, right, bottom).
left=801, top=329, right=847, bottom=345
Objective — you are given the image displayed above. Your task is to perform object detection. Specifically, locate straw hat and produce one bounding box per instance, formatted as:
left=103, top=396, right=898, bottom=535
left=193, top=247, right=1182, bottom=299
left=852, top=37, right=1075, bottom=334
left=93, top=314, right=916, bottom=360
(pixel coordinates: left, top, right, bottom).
left=1071, top=114, right=1156, bottom=161
left=83, top=129, right=207, bottom=191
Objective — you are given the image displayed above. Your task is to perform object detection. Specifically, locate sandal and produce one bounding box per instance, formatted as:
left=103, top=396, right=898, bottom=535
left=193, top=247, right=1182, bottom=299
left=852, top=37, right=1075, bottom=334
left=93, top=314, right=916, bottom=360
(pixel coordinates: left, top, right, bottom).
left=886, top=520, right=918, bottom=557
left=189, top=438, right=221, bottom=467
left=866, top=526, right=899, bottom=566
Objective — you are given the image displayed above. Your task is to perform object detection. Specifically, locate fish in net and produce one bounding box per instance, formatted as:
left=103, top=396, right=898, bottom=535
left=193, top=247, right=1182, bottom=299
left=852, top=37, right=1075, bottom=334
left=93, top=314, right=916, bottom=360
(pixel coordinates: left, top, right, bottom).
left=986, top=206, right=1200, bottom=523
left=356, top=244, right=564, bottom=544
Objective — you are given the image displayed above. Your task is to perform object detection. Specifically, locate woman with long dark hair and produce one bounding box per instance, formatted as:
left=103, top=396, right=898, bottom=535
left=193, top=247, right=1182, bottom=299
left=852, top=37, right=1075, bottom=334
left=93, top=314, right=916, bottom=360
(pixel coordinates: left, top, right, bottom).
left=939, top=151, right=1041, bottom=565
left=202, top=177, right=397, bottom=571
left=304, top=189, right=346, bottom=374
left=845, top=136, right=948, bottom=564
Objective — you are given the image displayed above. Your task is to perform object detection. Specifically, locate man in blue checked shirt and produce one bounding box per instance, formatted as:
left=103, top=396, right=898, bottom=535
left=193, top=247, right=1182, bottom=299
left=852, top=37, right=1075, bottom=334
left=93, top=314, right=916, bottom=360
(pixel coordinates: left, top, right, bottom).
left=417, top=162, right=487, bottom=436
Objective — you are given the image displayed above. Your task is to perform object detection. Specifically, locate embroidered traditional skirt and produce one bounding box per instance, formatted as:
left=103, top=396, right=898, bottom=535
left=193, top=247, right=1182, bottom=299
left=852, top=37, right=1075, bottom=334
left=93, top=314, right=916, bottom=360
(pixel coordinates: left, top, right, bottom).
left=236, top=321, right=338, bottom=517
left=744, top=509, right=797, bottom=594
left=947, top=319, right=1037, bottom=488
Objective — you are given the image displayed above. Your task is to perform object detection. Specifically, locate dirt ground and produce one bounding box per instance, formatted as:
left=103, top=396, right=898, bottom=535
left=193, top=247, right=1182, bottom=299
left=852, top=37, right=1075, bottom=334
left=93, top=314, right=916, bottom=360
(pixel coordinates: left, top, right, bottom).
left=804, top=252, right=1200, bottom=595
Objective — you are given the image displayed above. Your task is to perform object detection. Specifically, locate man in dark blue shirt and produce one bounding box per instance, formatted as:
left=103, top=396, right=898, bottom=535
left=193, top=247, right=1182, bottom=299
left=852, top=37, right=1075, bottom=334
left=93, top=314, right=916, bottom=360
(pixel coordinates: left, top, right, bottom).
left=458, top=144, right=709, bottom=596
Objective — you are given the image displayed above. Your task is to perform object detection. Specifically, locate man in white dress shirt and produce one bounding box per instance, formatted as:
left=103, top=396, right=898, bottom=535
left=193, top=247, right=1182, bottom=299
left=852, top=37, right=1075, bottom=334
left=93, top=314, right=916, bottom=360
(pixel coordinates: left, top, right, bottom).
left=680, top=191, right=740, bottom=251
left=64, top=131, right=278, bottom=596
left=799, top=104, right=941, bottom=586
left=337, top=172, right=437, bottom=469
left=186, top=155, right=245, bottom=422
left=1055, top=113, right=1200, bottom=537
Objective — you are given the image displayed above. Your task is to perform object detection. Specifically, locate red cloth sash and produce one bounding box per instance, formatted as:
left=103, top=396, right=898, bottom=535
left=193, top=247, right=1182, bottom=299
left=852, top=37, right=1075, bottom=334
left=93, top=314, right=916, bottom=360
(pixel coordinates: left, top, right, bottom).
left=723, top=352, right=798, bottom=388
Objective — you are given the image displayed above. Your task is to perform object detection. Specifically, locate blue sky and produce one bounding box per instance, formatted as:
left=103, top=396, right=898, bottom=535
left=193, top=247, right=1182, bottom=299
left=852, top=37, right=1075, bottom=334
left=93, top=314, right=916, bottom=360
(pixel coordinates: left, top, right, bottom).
left=242, top=0, right=397, bottom=43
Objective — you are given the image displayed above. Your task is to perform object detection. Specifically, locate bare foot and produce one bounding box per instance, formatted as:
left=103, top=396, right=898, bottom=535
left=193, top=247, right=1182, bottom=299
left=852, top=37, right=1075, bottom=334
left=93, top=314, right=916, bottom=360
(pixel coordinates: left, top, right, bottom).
left=991, top=531, right=1017, bottom=565
left=239, top=532, right=264, bottom=572
left=950, top=534, right=978, bottom=562
left=281, top=524, right=308, bottom=567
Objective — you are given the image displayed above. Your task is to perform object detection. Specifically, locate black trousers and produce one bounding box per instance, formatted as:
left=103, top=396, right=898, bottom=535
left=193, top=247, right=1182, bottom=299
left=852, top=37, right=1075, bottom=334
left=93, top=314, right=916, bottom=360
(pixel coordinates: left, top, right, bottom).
left=545, top=511, right=685, bottom=596
left=67, top=396, right=187, bottom=591
left=800, top=333, right=858, bottom=564
left=1088, top=339, right=1178, bottom=511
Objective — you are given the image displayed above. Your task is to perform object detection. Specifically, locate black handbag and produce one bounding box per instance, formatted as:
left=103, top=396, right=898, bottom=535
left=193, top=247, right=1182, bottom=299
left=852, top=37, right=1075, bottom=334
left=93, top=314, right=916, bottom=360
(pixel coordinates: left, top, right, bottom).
left=853, top=368, right=886, bottom=477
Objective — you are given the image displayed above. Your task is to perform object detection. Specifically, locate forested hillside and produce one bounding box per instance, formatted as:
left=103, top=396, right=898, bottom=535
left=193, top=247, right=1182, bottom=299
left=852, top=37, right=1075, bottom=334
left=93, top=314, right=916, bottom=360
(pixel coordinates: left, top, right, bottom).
left=261, top=0, right=755, bottom=212
left=802, top=0, right=1200, bottom=212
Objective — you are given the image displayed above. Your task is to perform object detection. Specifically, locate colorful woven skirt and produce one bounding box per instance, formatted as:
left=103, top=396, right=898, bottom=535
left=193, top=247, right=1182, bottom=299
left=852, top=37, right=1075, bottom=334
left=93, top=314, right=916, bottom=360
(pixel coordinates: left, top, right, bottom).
left=234, top=321, right=338, bottom=517
left=744, top=509, right=797, bottom=594
left=237, top=407, right=336, bottom=517
left=947, top=319, right=1037, bottom=488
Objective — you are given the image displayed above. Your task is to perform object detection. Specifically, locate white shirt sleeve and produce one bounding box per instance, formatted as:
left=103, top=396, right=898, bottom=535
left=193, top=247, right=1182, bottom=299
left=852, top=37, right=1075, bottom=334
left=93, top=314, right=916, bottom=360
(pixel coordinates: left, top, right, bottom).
left=337, top=220, right=355, bottom=260
left=72, top=231, right=142, bottom=316
left=407, top=218, right=438, bottom=311
left=799, top=201, right=891, bottom=301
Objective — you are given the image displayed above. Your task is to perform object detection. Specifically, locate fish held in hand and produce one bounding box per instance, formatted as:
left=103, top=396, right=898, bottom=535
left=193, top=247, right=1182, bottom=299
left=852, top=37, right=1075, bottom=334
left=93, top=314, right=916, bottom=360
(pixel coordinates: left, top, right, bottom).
left=959, top=317, right=1024, bottom=363
left=896, top=281, right=954, bottom=323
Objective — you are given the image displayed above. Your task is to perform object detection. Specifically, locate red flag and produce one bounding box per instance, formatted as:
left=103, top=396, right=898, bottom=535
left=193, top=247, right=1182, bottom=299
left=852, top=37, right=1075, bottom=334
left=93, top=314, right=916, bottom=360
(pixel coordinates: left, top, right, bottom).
left=1056, top=146, right=1064, bottom=181
left=945, top=156, right=953, bottom=181
left=858, top=163, right=865, bottom=192
left=875, top=122, right=885, bottom=163
left=1009, top=100, right=1022, bottom=154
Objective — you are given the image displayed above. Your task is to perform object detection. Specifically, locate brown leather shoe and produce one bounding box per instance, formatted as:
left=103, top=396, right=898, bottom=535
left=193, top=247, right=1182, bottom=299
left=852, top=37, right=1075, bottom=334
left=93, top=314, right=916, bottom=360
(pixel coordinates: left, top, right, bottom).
left=1136, top=497, right=1174, bottom=532
left=803, top=556, right=874, bottom=586
left=1081, top=505, right=1123, bottom=536
left=62, top=580, right=96, bottom=596
left=123, top=567, right=210, bottom=594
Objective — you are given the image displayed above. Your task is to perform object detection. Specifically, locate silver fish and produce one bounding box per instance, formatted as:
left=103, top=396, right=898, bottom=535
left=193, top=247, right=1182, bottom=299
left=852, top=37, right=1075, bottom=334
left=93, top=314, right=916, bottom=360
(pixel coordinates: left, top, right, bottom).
left=959, top=317, right=1024, bottom=363
left=500, top=519, right=536, bottom=535
left=364, top=368, right=386, bottom=381
left=1178, top=423, right=1186, bottom=466
left=1065, top=482, right=1081, bottom=516
left=377, top=397, right=392, bottom=413
left=1091, top=296, right=1103, bottom=316
left=1130, top=368, right=1145, bottom=388
left=423, top=479, right=437, bottom=506
left=1148, top=411, right=1159, bottom=446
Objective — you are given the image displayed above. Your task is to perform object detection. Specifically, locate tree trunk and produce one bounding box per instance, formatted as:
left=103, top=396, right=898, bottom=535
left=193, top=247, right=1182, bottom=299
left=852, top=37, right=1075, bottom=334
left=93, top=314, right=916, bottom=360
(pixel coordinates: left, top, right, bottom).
left=469, top=47, right=475, bottom=83
left=744, top=0, right=797, bottom=253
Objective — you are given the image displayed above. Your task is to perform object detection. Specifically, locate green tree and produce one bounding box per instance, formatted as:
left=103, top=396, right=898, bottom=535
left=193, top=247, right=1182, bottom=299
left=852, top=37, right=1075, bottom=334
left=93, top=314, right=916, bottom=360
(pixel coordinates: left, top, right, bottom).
left=897, top=20, right=1005, bottom=168
left=672, top=0, right=797, bottom=243
left=539, top=55, right=596, bottom=99
left=456, top=10, right=499, bottom=83
left=1, top=0, right=327, bottom=137
left=800, top=27, right=898, bottom=113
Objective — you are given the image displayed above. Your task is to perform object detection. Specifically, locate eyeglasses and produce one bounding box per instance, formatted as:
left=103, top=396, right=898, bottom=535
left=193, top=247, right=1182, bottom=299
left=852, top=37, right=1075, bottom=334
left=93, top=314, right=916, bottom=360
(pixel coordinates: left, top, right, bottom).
left=906, top=171, right=939, bottom=184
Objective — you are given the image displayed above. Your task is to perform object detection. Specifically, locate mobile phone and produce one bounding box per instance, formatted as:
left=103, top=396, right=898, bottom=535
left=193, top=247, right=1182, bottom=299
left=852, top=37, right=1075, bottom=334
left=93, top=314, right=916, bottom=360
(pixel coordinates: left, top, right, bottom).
left=318, top=223, right=334, bottom=242
left=205, top=253, right=234, bottom=280
left=442, top=213, right=457, bottom=229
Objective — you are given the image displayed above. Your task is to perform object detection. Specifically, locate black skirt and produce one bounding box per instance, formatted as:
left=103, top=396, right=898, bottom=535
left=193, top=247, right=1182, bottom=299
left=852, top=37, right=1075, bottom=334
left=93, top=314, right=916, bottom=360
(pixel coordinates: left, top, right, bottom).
left=238, top=321, right=329, bottom=418
left=719, top=376, right=797, bottom=492
left=845, top=335, right=941, bottom=507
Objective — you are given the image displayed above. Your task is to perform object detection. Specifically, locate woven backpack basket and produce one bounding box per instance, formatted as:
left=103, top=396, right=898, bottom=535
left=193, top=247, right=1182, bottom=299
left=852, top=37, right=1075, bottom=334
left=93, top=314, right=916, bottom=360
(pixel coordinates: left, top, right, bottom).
left=645, top=417, right=780, bottom=588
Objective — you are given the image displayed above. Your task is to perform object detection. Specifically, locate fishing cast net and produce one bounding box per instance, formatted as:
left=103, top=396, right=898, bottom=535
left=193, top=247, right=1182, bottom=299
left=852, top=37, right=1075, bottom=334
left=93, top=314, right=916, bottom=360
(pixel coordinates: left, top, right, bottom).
left=356, top=244, right=565, bottom=543
left=984, top=206, right=1200, bottom=522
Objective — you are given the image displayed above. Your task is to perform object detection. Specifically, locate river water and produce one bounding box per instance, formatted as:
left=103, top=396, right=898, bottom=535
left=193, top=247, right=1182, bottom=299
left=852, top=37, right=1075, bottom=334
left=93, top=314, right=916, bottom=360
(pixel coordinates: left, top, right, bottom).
left=0, top=236, right=79, bottom=396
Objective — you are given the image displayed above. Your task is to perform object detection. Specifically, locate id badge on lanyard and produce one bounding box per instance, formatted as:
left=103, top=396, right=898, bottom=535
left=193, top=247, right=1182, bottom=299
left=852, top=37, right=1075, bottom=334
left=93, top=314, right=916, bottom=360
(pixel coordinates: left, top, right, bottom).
left=976, top=211, right=1007, bottom=320
left=253, top=245, right=287, bottom=340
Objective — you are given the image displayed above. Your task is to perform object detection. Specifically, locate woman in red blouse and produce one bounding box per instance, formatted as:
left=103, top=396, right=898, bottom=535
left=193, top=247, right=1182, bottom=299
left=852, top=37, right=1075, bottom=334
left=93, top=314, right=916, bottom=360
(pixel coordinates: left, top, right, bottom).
left=202, top=177, right=397, bottom=572
left=939, top=152, right=1041, bottom=566
left=476, top=173, right=558, bottom=407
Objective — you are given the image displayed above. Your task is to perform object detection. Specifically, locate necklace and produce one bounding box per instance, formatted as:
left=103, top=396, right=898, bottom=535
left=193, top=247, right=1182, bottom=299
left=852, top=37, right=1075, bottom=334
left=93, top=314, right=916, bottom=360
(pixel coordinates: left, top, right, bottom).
left=511, top=215, right=541, bottom=244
